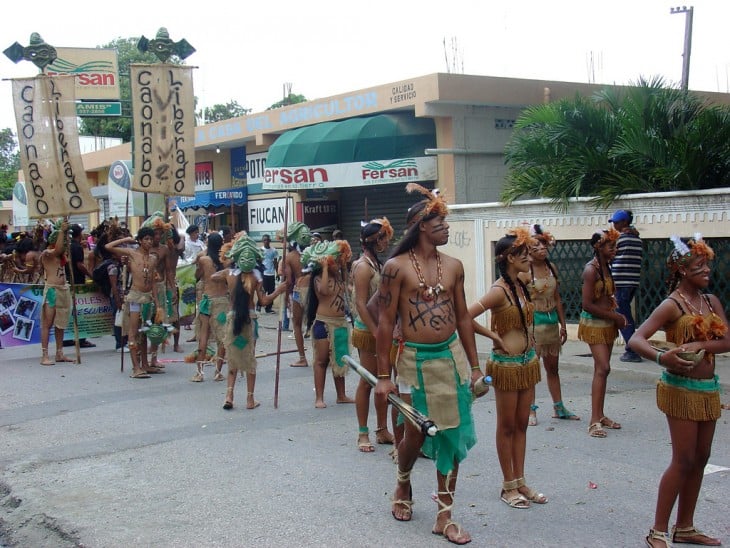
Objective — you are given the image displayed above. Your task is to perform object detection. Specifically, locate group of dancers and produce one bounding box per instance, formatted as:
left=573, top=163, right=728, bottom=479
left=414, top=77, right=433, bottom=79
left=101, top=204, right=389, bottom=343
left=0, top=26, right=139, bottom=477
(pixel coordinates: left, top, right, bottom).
left=30, top=183, right=729, bottom=546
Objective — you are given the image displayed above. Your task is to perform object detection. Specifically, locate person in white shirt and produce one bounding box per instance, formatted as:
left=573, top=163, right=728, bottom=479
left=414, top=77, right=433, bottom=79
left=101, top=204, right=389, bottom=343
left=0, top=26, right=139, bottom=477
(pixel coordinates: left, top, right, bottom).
left=184, top=225, right=206, bottom=262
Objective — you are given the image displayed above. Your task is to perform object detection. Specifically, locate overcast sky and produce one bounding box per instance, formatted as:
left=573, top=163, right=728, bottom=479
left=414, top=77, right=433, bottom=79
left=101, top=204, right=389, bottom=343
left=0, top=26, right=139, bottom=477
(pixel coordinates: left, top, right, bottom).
left=2, top=0, right=729, bottom=134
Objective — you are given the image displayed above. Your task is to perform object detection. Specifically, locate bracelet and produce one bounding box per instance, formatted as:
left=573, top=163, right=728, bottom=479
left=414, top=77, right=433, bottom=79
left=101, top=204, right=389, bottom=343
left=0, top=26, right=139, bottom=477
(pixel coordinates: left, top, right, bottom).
left=376, top=374, right=391, bottom=379
left=471, top=366, right=481, bottom=371
left=655, top=351, right=665, bottom=365
left=560, top=326, right=567, bottom=331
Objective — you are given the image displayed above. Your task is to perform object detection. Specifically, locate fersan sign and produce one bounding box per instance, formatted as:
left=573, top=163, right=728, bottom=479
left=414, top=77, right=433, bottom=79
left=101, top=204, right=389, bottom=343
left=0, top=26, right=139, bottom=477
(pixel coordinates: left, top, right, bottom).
left=261, top=157, right=437, bottom=190
left=45, top=48, right=120, bottom=101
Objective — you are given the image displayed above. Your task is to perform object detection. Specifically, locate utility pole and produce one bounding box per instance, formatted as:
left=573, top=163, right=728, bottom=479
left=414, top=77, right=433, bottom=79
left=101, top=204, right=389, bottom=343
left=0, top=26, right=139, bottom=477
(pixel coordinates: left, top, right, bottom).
left=670, top=5, right=694, bottom=90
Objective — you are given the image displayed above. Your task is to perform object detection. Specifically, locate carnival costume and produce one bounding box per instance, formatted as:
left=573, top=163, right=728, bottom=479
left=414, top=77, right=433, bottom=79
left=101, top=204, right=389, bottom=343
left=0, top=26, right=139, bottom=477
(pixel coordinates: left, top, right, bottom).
left=656, top=236, right=726, bottom=421
left=200, top=293, right=230, bottom=345
left=352, top=218, right=394, bottom=354
left=527, top=271, right=561, bottom=357
left=301, top=239, right=353, bottom=375
left=222, top=234, right=263, bottom=373
left=578, top=229, right=620, bottom=345
left=42, top=223, right=72, bottom=329
left=396, top=333, right=476, bottom=475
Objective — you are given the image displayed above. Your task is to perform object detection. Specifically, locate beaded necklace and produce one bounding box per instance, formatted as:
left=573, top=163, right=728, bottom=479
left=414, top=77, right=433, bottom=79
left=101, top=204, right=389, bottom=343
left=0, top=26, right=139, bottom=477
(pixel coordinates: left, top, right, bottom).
left=409, top=249, right=444, bottom=301
left=677, top=289, right=705, bottom=316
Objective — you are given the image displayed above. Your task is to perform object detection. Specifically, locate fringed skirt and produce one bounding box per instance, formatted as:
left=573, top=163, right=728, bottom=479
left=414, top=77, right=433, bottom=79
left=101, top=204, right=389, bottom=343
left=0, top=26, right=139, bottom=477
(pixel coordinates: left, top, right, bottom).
left=352, top=319, right=376, bottom=354
left=657, top=371, right=721, bottom=422
left=534, top=309, right=561, bottom=357
left=578, top=311, right=618, bottom=345
left=486, top=349, right=541, bottom=392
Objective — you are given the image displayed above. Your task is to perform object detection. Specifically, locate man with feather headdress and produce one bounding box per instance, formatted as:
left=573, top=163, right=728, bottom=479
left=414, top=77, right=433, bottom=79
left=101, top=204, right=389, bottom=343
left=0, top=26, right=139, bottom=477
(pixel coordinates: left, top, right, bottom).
left=374, top=184, right=481, bottom=545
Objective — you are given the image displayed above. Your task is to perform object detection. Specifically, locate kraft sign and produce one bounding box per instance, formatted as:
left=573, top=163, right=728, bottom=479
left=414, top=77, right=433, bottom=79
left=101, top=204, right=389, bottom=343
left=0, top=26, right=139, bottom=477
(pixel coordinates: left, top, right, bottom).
left=261, top=157, right=437, bottom=190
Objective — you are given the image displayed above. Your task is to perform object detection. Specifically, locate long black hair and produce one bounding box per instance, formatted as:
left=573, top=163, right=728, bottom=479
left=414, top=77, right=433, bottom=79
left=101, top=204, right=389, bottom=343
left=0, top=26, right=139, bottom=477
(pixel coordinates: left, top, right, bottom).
left=232, top=273, right=252, bottom=335
left=206, top=233, right=224, bottom=271
left=589, top=231, right=612, bottom=295
left=495, top=234, right=532, bottom=341
left=360, top=222, right=384, bottom=269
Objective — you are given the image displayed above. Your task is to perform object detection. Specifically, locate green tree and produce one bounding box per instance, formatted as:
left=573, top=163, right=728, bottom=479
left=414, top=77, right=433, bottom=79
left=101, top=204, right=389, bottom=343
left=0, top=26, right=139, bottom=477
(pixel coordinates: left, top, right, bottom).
left=502, top=77, right=730, bottom=211
left=0, top=128, right=20, bottom=201
left=267, top=93, right=308, bottom=110
left=198, top=101, right=251, bottom=123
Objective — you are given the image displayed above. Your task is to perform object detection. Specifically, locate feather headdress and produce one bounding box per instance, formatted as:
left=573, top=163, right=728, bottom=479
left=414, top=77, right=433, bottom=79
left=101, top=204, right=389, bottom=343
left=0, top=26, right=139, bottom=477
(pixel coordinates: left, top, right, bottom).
left=667, top=233, right=714, bottom=272
left=530, top=224, right=555, bottom=247
left=361, top=217, right=394, bottom=244
left=496, top=227, right=535, bottom=262
left=592, top=228, right=620, bottom=249
left=405, top=183, right=449, bottom=227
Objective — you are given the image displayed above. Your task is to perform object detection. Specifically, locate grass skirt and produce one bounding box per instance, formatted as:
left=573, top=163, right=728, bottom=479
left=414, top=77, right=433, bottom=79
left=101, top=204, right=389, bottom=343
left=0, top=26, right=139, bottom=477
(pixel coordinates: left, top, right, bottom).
left=486, top=350, right=541, bottom=391
left=656, top=372, right=721, bottom=421
left=578, top=311, right=617, bottom=345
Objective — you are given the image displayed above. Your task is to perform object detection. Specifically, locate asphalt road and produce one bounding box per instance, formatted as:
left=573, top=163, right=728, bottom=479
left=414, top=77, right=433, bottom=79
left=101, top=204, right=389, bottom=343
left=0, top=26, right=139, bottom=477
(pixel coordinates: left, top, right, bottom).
left=1, top=314, right=729, bottom=547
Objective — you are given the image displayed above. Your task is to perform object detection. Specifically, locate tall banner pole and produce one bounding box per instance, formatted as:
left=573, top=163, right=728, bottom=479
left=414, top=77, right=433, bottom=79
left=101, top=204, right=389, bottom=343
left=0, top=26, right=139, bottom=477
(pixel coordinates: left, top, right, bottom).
left=274, top=192, right=290, bottom=409
left=65, top=219, right=82, bottom=364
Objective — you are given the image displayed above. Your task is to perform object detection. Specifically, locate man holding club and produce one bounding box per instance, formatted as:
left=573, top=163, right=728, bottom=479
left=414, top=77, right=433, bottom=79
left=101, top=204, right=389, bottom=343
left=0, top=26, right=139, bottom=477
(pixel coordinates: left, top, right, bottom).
left=375, top=184, right=482, bottom=545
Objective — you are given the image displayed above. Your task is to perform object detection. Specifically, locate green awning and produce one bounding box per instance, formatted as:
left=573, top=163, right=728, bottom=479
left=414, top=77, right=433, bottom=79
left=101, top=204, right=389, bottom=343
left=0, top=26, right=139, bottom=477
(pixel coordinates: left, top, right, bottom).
left=266, top=114, right=436, bottom=167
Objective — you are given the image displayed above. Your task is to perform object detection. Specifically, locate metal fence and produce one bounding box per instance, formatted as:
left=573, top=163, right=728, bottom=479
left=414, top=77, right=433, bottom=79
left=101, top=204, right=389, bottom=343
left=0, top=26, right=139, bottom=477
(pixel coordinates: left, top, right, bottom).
left=544, top=237, right=730, bottom=325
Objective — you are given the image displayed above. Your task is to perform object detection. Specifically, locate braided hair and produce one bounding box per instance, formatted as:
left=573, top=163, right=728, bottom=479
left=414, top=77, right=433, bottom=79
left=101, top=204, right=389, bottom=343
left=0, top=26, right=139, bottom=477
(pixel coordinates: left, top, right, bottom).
left=495, top=234, right=532, bottom=341
left=589, top=231, right=613, bottom=296
left=530, top=224, right=558, bottom=281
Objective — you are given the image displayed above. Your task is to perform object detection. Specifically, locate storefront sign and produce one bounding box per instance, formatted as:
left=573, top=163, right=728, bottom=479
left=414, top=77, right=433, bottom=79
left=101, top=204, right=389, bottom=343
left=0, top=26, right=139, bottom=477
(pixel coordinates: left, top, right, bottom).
left=247, top=197, right=294, bottom=240
left=300, top=200, right=338, bottom=233
left=46, top=47, right=120, bottom=101
left=195, top=162, right=214, bottom=192
left=262, top=156, right=436, bottom=190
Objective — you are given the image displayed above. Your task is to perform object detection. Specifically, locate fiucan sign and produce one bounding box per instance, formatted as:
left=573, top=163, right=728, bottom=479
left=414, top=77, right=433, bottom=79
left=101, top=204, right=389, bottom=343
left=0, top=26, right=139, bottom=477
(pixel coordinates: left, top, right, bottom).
left=261, top=157, right=436, bottom=190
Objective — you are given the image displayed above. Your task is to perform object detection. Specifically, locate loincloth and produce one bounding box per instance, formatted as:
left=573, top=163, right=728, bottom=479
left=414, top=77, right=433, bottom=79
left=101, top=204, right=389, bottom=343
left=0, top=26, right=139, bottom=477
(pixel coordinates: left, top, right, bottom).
left=292, top=285, right=309, bottom=307
left=43, top=283, right=71, bottom=330
left=486, top=349, right=541, bottom=392
left=656, top=371, right=721, bottom=421
left=577, top=311, right=618, bottom=345
left=352, top=319, right=375, bottom=354
left=123, top=289, right=154, bottom=331
left=224, top=310, right=259, bottom=373
left=533, top=309, right=561, bottom=357
left=203, top=295, right=230, bottom=345
left=395, top=333, right=476, bottom=475
left=315, top=314, right=351, bottom=376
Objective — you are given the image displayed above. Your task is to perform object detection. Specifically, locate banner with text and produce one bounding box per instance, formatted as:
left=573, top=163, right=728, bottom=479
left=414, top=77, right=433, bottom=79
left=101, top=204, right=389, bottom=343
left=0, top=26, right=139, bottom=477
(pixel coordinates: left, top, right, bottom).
left=12, top=75, right=98, bottom=218
left=262, top=156, right=436, bottom=191
left=130, top=64, right=196, bottom=196
left=0, top=283, right=113, bottom=347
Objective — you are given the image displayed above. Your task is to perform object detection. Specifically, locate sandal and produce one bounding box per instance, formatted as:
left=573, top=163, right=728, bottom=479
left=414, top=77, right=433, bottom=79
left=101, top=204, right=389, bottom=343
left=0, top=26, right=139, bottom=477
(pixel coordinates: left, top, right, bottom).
left=528, top=404, right=538, bottom=426
left=672, top=525, right=721, bottom=546
left=515, top=477, right=548, bottom=504
left=55, top=354, right=75, bottom=363
left=500, top=479, right=530, bottom=509
left=646, top=528, right=672, bottom=547
left=552, top=401, right=580, bottom=420
left=375, top=427, right=395, bottom=445
left=246, top=392, right=261, bottom=410
left=357, top=429, right=375, bottom=453
left=40, top=349, right=54, bottom=366
left=432, top=474, right=471, bottom=544
left=600, top=416, right=622, bottom=429
left=391, top=468, right=414, bottom=521
left=190, top=361, right=205, bottom=382
left=223, top=387, right=234, bottom=410
left=588, top=422, right=607, bottom=438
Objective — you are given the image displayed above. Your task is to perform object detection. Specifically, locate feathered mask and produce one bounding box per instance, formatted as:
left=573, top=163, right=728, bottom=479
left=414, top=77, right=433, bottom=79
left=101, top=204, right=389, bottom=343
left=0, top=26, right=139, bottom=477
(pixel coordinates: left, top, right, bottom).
left=530, top=224, right=555, bottom=247
left=592, top=228, right=620, bottom=249
left=141, top=211, right=173, bottom=242
left=361, top=217, right=394, bottom=245
left=667, top=233, right=714, bottom=272
left=300, top=240, right=352, bottom=274
left=405, top=184, right=449, bottom=227
left=287, top=222, right=312, bottom=249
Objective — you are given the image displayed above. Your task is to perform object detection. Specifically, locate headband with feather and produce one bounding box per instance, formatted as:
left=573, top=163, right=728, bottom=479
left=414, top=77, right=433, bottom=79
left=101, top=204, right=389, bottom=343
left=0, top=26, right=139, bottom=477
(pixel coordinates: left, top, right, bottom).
left=405, top=183, right=449, bottom=227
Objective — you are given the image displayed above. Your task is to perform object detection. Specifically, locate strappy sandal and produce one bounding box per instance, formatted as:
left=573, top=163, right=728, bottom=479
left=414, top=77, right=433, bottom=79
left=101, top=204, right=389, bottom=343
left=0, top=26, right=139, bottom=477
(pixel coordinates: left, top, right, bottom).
left=357, top=429, right=375, bottom=453
left=190, top=361, right=205, bottom=382
left=528, top=404, right=538, bottom=426
left=588, top=422, right=607, bottom=438
left=600, top=416, right=622, bottom=429
left=500, top=479, right=530, bottom=509
left=646, top=528, right=672, bottom=547
left=432, top=475, right=471, bottom=544
left=55, top=353, right=75, bottom=363
left=552, top=401, right=580, bottom=420
left=223, top=387, right=234, bottom=410
left=515, top=476, right=548, bottom=504
left=391, top=467, right=414, bottom=521
left=671, top=525, right=721, bottom=546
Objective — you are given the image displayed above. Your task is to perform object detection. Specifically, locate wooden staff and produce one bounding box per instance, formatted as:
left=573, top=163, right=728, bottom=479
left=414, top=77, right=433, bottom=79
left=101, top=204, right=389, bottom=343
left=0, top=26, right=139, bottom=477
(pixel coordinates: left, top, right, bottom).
left=65, top=218, right=82, bottom=364
left=274, top=192, right=290, bottom=409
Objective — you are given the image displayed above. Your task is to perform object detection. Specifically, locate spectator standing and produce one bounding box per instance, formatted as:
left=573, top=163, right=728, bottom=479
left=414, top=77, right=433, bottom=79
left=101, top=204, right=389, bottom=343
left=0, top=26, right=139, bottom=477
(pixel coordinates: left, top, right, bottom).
left=184, top=225, right=205, bottom=261
left=609, top=209, right=644, bottom=363
left=260, top=234, right=279, bottom=313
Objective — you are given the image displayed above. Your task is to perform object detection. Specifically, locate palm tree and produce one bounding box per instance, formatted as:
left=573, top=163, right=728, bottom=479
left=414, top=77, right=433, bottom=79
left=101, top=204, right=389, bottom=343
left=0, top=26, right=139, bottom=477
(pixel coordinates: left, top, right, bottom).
left=502, top=77, right=730, bottom=211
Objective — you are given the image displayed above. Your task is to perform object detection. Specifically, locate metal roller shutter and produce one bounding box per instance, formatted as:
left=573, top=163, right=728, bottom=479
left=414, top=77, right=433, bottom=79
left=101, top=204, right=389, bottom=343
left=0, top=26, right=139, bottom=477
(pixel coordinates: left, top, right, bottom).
left=338, top=182, right=434, bottom=257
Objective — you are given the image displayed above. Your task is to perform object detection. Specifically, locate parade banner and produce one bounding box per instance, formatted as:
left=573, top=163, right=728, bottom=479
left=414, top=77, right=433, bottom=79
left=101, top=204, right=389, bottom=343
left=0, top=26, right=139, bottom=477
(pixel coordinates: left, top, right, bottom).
left=176, top=263, right=197, bottom=326
left=0, top=283, right=113, bottom=347
left=12, top=75, right=98, bottom=218
left=130, top=64, right=196, bottom=197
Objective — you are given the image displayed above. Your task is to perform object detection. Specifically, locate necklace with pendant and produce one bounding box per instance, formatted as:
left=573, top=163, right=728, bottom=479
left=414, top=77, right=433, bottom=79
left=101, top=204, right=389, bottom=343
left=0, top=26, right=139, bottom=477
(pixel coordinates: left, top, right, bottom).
left=142, top=253, right=150, bottom=285
left=677, top=289, right=704, bottom=316
left=409, top=249, right=444, bottom=301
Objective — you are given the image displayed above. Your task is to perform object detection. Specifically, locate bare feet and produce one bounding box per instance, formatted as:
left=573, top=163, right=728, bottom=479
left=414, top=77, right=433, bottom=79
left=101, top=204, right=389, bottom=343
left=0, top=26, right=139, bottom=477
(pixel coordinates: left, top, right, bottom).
left=315, top=400, right=327, bottom=409
left=290, top=357, right=309, bottom=367
left=336, top=396, right=356, bottom=404
left=246, top=393, right=260, bottom=409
